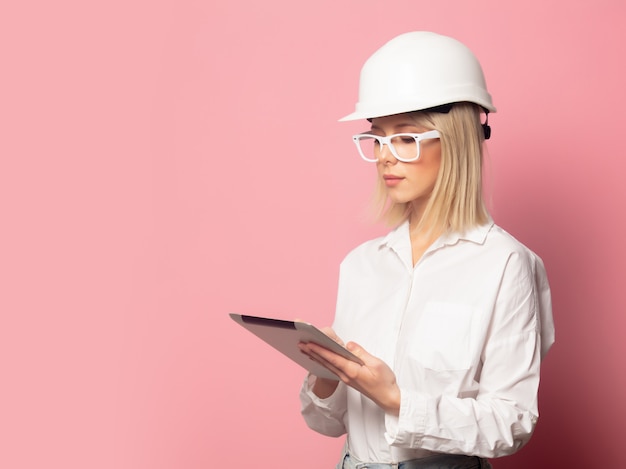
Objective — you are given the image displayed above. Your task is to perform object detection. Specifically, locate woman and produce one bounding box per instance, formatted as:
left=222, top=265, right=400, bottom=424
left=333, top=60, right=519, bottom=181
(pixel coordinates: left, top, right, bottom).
left=299, top=32, right=555, bottom=468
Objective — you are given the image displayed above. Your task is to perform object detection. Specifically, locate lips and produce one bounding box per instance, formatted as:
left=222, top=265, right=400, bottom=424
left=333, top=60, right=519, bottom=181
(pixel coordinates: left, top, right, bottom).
left=383, top=174, right=403, bottom=187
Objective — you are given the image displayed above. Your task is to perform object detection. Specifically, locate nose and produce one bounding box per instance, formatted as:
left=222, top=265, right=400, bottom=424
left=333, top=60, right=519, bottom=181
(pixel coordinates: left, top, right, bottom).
left=378, top=142, right=397, bottom=164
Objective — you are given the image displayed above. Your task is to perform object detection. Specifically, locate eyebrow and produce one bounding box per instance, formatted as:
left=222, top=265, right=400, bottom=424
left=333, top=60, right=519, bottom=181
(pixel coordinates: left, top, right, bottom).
left=370, top=123, right=420, bottom=132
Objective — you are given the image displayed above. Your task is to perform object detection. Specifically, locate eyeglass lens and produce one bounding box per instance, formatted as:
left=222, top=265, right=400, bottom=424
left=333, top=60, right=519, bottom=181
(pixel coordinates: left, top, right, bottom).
left=357, top=135, right=419, bottom=162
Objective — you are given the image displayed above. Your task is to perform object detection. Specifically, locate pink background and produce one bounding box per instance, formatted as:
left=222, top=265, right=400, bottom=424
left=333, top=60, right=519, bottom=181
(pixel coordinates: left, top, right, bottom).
left=1, top=1, right=625, bottom=467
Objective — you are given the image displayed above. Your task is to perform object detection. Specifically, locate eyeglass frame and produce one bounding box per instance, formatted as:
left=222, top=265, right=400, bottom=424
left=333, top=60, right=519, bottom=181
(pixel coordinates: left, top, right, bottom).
left=351, top=130, right=441, bottom=163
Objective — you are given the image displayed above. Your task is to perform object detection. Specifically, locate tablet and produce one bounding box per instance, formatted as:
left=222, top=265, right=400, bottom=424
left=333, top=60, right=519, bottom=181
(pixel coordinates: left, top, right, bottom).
left=229, top=313, right=363, bottom=380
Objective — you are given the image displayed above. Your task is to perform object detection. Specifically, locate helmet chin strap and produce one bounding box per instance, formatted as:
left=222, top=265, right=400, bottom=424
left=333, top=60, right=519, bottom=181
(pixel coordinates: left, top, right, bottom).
left=425, top=103, right=492, bottom=140
left=482, top=112, right=491, bottom=140
left=367, top=105, right=492, bottom=139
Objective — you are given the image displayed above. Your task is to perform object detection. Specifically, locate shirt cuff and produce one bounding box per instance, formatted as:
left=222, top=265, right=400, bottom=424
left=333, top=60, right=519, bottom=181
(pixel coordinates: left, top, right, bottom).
left=302, top=373, right=342, bottom=408
left=385, top=388, right=428, bottom=447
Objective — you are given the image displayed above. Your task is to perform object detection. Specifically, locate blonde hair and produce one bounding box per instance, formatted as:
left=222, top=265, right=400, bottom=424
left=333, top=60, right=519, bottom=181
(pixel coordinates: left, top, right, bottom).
left=372, top=103, right=490, bottom=234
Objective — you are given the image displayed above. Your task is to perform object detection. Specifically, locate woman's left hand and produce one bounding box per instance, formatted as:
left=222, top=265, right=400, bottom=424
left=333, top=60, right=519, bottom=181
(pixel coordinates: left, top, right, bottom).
left=299, top=340, right=401, bottom=416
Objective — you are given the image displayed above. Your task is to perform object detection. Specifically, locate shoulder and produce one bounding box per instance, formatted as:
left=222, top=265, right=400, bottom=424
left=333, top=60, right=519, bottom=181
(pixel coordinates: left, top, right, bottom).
left=339, top=223, right=414, bottom=278
left=484, top=224, right=548, bottom=279
left=486, top=224, right=539, bottom=256
left=341, top=234, right=387, bottom=267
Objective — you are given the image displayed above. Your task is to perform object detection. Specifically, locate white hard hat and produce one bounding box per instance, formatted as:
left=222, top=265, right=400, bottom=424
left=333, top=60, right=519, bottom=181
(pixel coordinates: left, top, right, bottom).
left=339, top=31, right=496, bottom=121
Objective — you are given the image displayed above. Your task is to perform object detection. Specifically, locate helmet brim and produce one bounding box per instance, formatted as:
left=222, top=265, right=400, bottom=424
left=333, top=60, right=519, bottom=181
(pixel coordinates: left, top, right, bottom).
left=339, top=100, right=497, bottom=122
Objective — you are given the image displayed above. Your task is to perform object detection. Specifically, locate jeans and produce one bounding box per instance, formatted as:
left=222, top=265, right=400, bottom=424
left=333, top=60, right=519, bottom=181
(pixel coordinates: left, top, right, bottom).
left=339, top=450, right=493, bottom=469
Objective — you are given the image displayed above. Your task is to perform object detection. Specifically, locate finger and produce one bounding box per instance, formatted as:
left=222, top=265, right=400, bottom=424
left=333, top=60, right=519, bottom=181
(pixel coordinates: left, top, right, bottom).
left=307, top=342, right=363, bottom=378
left=301, top=343, right=348, bottom=380
left=305, top=341, right=346, bottom=363
left=298, top=342, right=343, bottom=372
left=345, top=341, right=371, bottom=361
left=306, top=350, right=346, bottom=380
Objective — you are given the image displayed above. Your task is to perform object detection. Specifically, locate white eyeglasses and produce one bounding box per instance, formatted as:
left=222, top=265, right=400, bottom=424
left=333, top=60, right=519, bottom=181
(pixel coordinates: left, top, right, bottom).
left=352, top=130, right=441, bottom=163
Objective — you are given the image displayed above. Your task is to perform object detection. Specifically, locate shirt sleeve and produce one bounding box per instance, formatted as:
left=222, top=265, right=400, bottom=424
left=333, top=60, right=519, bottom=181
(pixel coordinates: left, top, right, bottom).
left=384, top=250, right=553, bottom=458
left=299, top=373, right=348, bottom=437
left=299, top=259, right=356, bottom=438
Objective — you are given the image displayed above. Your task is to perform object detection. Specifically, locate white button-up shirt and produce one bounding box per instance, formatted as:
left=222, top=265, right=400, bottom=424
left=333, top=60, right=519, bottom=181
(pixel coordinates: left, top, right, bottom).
left=300, top=221, right=555, bottom=463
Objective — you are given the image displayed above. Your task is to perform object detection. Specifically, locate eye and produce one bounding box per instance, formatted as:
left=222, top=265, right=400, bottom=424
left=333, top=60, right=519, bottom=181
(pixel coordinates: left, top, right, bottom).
left=363, top=135, right=382, bottom=146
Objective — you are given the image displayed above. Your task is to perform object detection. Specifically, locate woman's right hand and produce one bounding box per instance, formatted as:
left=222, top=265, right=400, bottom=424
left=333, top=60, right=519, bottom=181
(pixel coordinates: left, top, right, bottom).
left=301, top=328, right=401, bottom=415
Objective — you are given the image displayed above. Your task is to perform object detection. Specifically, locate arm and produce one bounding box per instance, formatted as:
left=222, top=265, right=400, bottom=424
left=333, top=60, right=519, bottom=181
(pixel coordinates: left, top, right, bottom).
left=299, top=327, right=348, bottom=437
left=385, top=251, right=552, bottom=457
left=299, top=372, right=348, bottom=437
left=306, top=327, right=343, bottom=398
left=311, top=376, right=340, bottom=399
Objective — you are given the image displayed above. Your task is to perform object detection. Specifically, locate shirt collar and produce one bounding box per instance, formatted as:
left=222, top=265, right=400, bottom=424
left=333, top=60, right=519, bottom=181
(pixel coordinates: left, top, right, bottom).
left=436, top=220, right=494, bottom=248
left=379, top=219, right=495, bottom=253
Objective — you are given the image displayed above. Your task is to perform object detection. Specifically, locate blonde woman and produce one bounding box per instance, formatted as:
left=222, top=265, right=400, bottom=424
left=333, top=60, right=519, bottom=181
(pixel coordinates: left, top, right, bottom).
left=299, top=32, right=555, bottom=469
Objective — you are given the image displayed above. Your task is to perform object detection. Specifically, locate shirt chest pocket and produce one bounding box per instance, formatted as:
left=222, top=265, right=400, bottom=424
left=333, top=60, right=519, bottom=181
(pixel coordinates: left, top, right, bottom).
left=409, top=302, right=473, bottom=371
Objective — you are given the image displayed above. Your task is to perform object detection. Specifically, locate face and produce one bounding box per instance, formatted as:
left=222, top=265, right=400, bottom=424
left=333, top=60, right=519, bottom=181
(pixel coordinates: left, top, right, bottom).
left=369, top=113, right=441, bottom=212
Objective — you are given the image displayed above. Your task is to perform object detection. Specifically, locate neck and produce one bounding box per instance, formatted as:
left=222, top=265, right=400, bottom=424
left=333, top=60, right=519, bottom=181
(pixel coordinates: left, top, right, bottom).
left=408, top=202, right=439, bottom=239
left=408, top=217, right=441, bottom=266
left=408, top=205, right=445, bottom=260
left=410, top=219, right=438, bottom=242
